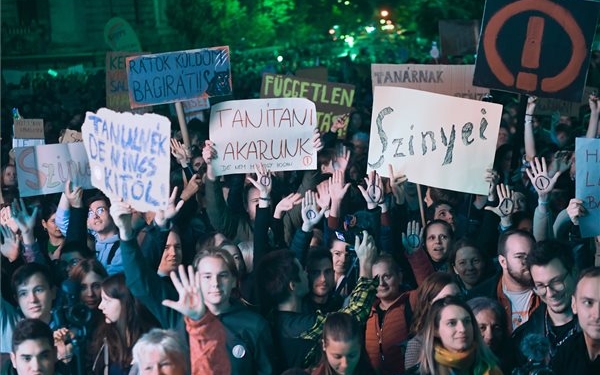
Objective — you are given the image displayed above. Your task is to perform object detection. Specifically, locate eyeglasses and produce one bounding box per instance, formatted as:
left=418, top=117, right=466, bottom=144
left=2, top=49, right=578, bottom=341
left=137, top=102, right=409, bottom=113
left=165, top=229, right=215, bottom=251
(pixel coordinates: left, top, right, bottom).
left=88, top=206, right=107, bottom=219
left=533, top=273, right=569, bottom=296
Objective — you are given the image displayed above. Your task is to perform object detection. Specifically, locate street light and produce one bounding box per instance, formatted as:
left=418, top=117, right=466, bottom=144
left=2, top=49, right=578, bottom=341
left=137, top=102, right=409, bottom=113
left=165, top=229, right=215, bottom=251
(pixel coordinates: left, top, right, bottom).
left=380, top=10, right=389, bottom=18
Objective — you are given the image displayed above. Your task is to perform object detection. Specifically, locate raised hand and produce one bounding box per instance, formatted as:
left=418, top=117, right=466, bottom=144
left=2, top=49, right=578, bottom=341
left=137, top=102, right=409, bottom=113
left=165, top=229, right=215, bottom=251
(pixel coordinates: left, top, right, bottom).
left=0, top=224, right=20, bottom=262
left=401, top=220, right=423, bottom=255
left=65, top=180, right=83, bottom=208
left=301, top=191, right=326, bottom=232
left=566, top=198, right=586, bottom=225
left=526, top=157, right=560, bottom=200
left=333, top=145, right=351, bottom=173
left=170, top=138, right=191, bottom=166
left=316, top=179, right=331, bottom=210
left=328, top=170, right=350, bottom=203
left=485, top=184, right=515, bottom=219
left=246, top=163, right=272, bottom=199
left=154, top=187, right=185, bottom=228
left=202, top=140, right=218, bottom=181
left=53, top=328, right=74, bottom=362
left=354, top=230, right=377, bottom=274
left=0, top=206, right=19, bottom=234
left=108, top=199, right=134, bottom=240
left=180, top=174, right=201, bottom=202
left=11, top=199, right=39, bottom=245
left=484, top=168, right=500, bottom=201
left=312, top=129, right=324, bottom=152
left=162, top=265, right=205, bottom=321
left=388, top=164, right=408, bottom=205
left=330, top=113, right=349, bottom=133
left=358, top=170, right=384, bottom=209
left=273, top=192, right=302, bottom=219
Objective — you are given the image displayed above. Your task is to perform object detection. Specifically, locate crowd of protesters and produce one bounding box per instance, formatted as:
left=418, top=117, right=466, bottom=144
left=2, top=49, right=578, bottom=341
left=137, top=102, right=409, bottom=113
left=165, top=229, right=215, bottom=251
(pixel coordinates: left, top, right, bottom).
left=2, top=50, right=600, bottom=375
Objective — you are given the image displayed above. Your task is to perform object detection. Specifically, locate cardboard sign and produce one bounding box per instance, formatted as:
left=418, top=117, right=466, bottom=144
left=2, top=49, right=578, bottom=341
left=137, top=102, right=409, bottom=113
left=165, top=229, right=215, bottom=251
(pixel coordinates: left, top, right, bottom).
left=371, top=64, right=489, bottom=100
left=474, top=0, right=600, bottom=101
left=106, top=52, right=152, bottom=112
left=60, top=129, right=83, bottom=143
left=14, top=119, right=44, bottom=139
left=260, top=73, right=355, bottom=135
left=575, top=137, right=600, bottom=237
left=209, top=98, right=317, bottom=176
left=535, top=86, right=596, bottom=117
left=296, top=66, right=328, bottom=81
left=367, top=87, right=502, bottom=195
left=14, top=143, right=93, bottom=197
left=126, top=46, right=231, bottom=108
left=439, top=20, right=480, bottom=56
left=81, top=108, right=171, bottom=212
left=12, top=139, right=45, bottom=149
left=182, top=97, right=210, bottom=123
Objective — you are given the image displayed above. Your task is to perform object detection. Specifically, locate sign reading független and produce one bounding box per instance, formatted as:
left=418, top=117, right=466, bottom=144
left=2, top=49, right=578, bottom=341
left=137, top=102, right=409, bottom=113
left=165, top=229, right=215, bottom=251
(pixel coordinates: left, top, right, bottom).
left=209, top=98, right=318, bottom=176
left=81, top=108, right=171, bottom=212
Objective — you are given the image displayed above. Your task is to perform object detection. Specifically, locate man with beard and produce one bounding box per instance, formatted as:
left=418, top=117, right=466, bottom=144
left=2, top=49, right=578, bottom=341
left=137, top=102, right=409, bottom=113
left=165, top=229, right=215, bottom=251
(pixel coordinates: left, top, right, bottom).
left=469, top=230, right=540, bottom=333
left=551, top=267, right=600, bottom=375
left=302, top=249, right=342, bottom=314
left=512, top=240, right=579, bottom=366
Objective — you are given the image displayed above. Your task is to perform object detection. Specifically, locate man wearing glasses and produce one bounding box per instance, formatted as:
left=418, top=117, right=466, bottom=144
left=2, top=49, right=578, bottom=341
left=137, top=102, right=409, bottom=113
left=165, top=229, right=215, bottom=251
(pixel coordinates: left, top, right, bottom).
left=512, top=240, right=579, bottom=366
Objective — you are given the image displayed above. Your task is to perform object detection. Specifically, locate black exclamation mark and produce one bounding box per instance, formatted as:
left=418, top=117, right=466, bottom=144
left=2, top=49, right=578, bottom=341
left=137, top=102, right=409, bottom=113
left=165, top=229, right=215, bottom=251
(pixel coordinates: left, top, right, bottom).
left=516, top=16, right=545, bottom=91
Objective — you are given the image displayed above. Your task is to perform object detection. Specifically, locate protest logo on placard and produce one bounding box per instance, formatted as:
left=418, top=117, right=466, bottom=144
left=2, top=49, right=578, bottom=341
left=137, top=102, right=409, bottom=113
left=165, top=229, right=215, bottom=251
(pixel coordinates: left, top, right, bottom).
left=126, top=46, right=231, bottom=108
left=14, top=143, right=92, bottom=197
left=260, top=73, right=355, bottom=136
left=371, top=64, right=489, bottom=100
left=81, top=108, right=171, bottom=212
left=106, top=52, right=152, bottom=112
left=575, top=137, right=600, bottom=237
left=209, top=98, right=317, bottom=176
left=367, top=87, right=502, bottom=195
left=439, top=20, right=480, bottom=56
left=474, top=0, right=599, bottom=101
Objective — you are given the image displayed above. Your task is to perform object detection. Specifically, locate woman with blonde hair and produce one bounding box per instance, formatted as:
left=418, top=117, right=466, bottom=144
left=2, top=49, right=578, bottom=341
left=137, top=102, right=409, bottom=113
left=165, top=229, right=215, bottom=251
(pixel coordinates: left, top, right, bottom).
left=410, top=296, right=502, bottom=375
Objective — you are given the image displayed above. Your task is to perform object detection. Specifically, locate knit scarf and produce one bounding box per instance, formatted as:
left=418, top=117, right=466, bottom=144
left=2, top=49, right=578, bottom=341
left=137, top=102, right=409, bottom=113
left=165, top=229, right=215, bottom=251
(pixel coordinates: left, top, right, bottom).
left=433, top=345, right=502, bottom=375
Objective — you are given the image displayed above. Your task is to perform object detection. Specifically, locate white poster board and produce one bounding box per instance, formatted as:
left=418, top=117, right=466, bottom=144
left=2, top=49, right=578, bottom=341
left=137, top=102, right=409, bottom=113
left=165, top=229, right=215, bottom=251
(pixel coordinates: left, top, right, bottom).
left=367, top=87, right=503, bottom=195
left=81, top=108, right=171, bottom=212
left=14, top=143, right=92, bottom=197
left=209, top=98, right=317, bottom=175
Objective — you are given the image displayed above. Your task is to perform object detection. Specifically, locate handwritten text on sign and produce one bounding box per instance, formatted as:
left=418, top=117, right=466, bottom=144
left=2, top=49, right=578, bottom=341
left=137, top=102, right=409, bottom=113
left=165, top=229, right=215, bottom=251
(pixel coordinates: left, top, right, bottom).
left=260, top=74, right=355, bottom=135
left=371, top=64, right=489, bottom=100
left=367, top=87, right=502, bottom=195
left=575, top=137, right=600, bottom=237
left=106, top=51, right=150, bottom=112
left=209, top=98, right=317, bottom=176
left=126, top=46, right=231, bottom=108
left=14, top=143, right=92, bottom=197
left=81, top=108, right=171, bottom=212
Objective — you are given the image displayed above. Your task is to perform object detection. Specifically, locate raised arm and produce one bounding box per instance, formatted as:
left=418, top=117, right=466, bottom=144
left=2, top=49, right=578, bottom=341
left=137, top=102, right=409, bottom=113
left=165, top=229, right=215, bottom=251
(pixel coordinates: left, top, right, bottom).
left=524, top=96, right=537, bottom=161
left=586, top=94, right=600, bottom=138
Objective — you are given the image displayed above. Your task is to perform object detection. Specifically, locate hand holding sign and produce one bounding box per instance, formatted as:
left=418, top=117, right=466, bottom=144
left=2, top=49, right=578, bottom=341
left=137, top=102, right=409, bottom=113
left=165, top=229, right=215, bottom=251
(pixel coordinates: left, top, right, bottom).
left=0, top=224, right=20, bottom=262
left=301, top=190, right=326, bottom=232
left=359, top=170, right=384, bottom=209
left=566, top=198, right=587, bottom=225
left=202, top=140, right=218, bottom=182
left=526, top=157, right=561, bottom=201
left=402, top=220, right=424, bottom=255
left=484, top=168, right=500, bottom=201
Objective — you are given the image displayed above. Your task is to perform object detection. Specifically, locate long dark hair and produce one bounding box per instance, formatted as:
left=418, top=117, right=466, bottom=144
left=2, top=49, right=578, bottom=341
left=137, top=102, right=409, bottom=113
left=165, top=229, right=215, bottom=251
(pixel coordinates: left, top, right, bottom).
left=90, top=273, right=157, bottom=373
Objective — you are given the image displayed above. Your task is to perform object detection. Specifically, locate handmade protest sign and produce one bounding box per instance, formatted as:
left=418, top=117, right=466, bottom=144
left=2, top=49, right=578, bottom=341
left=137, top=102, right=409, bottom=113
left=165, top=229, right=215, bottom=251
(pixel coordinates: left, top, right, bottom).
left=106, top=52, right=151, bottom=112
left=209, top=98, right=317, bottom=176
left=104, top=17, right=142, bottom=52
left=260, top=73, right=355, bottom=135
left=535, top=86, right=596, bottom=117
left=126, top=46, right=231, bottom=108
left=14, top=119, right=44, bottom=139
left=60, top=129, right=83, bottom=143
left=14, top=143, right=92, bottom=197
left=81, top=108, right=171, bottom=212
left=575, top=137, right=600, bottom=237
left=182, top=97, right=210, bottom=123
left=474, top=0, right=599, bottom=101
left=371, top=64, right=489, bottom=100
left=367, top=87, right=502, bottom=195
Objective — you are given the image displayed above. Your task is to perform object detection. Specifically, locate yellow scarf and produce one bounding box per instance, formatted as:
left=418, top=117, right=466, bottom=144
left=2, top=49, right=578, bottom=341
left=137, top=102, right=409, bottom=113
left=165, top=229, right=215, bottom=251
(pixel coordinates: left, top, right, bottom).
left=433, top=345, right=504, bottom=375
